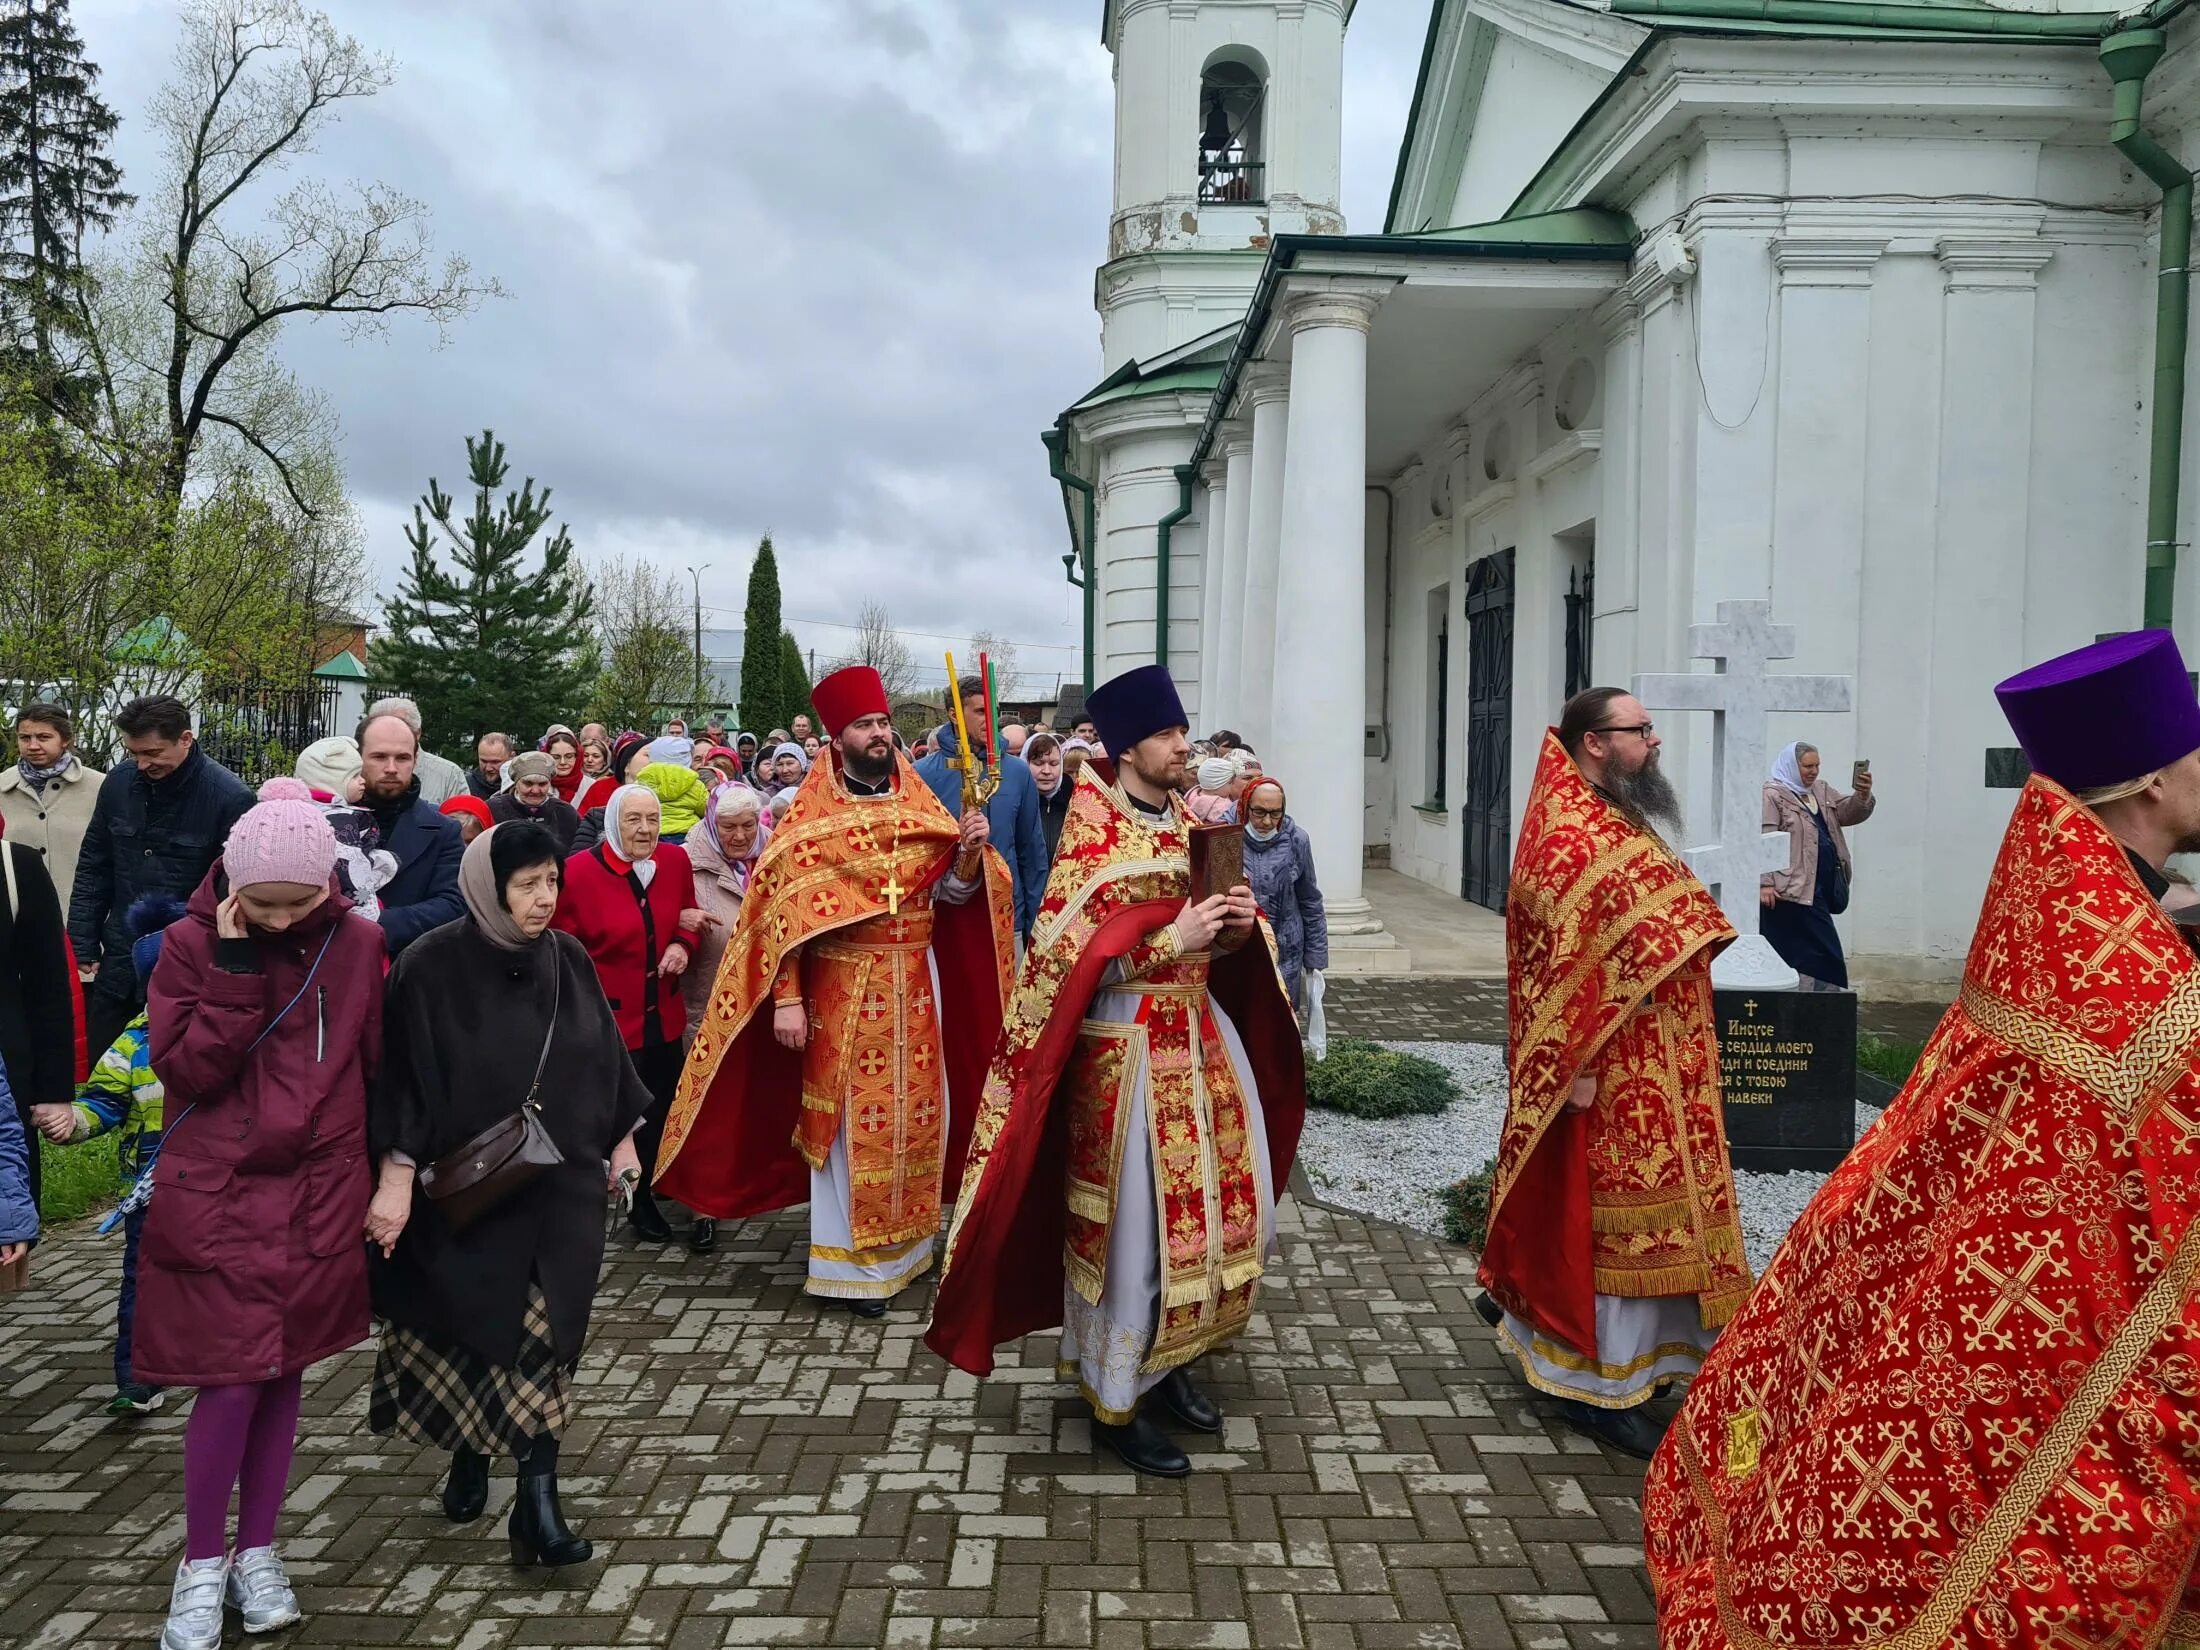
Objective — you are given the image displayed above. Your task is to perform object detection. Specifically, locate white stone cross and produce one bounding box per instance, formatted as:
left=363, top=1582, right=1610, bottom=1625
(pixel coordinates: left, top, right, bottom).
left=1634, top=601, right=1852, bottom=989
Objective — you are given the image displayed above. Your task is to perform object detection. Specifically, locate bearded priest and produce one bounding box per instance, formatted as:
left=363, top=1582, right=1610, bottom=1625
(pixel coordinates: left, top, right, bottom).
left=1647, top=630, right=2200, bottom=1650
left=655, top=665, right=1015, bottom=1317
left=925, top=665, right=1305, bottom=1479
left=1480, top=686, right=1753, bottom=1460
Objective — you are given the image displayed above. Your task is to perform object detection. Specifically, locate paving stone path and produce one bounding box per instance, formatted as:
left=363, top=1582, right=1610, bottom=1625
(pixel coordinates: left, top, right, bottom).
left=0, top=1188, right=1661, bottom=1650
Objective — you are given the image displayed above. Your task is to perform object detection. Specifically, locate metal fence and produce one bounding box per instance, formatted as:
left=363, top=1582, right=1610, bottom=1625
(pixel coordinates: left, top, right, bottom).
left=196, top=680, right=343, bottom=785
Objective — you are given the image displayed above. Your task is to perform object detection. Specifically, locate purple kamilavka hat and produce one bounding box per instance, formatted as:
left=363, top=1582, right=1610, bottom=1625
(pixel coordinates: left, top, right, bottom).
left=1994, top=629, right=2200, bottom=791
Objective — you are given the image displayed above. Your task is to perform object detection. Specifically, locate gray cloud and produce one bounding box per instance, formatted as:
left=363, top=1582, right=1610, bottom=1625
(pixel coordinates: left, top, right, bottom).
left=76, top=0, right=1424, bottom=693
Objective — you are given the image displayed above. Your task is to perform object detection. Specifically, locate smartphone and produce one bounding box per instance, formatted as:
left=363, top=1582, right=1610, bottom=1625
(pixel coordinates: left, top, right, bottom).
left=1853, top=759, right=1870, bottom=786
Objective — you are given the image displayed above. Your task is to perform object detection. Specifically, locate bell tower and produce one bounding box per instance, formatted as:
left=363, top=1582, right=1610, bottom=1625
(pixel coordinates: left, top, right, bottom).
left=1098, top=0, right=1348, bottom=372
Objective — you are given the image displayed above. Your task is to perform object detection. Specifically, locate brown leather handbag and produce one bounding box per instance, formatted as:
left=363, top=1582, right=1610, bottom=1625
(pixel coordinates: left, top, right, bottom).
left=418, top=966, right=564, bottom=1232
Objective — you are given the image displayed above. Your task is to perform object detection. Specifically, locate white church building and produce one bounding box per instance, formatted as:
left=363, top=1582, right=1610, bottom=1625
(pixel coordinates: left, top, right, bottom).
left=1049, top=0, right=2200, bottom=994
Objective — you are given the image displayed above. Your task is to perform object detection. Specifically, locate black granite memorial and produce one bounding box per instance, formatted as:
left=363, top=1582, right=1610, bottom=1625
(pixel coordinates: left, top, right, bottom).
left=1715, top=987, right=1856, bottom=1172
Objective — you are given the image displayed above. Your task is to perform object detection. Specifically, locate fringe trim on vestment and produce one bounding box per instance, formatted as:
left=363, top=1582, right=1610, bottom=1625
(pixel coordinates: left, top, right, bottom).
left=1595, top=1260, right=1713, bottom=1299
left=1138, top=1316, right=1246, bottom=1377
left=1162, top=1275, right=1215, bottom=1310
left=1590, top=1198, right=1697, bottom=1235
left=1067, top=1181, right=1111, bottom=1223
left=791, top=1129, right=829, bottom=1172
left=1065, top=1247, right=1104, bottom=1307
left=1697, top=1282, right=1751, bottom=1331
left=1220, top=1253, right=1265, bottom=1293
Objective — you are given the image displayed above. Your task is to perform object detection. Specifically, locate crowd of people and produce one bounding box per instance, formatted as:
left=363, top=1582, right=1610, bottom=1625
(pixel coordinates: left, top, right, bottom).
left=0, top=668, right=1333, bottom=1649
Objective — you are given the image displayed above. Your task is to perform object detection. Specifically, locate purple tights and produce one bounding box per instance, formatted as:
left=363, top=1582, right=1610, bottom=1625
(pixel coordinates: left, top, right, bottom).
left=184, top=1374, right=304, bottom=1561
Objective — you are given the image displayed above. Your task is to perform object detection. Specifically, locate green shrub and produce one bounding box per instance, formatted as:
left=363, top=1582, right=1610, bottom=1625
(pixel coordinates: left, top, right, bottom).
left=1305, top=1038, right=1458, bottom=1119
left=1439, top=1159, right=1497, bottom=1249
left=1857, top=1034, right=1925, bottom=1086
left=39, top=1131, right=129, bottom=1225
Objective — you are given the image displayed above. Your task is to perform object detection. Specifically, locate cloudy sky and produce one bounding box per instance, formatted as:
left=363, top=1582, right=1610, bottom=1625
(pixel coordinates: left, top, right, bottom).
left=76, top=0, right=1426, bottom=697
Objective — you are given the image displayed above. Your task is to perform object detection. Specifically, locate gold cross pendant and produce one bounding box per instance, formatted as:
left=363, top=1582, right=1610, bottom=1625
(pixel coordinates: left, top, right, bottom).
left=882, top=873, right=906, bottom=916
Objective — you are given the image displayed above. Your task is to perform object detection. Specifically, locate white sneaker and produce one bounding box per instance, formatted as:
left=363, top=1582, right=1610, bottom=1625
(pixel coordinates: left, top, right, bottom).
left=159, top=1557, right=228, bottom=1650
left=226, top=1545, right=304, bottom=1634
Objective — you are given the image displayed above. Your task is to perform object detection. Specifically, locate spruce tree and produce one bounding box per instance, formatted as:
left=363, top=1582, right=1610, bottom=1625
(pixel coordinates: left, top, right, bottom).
left=0, top=0, right=130, bottom=400
left=371, top=430, right=595, bottom=759
left=778, top=630, right=813, bottom=729
left=737, top=535, right=784, bottom=733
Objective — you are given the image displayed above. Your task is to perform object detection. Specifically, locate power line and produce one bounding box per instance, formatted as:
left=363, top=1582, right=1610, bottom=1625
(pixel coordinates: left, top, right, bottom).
left=694, top=604, right=1079, bottom=652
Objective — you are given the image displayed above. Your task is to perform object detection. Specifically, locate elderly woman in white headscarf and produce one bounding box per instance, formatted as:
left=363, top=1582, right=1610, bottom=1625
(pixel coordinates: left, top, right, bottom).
left=1759, top=740, right=1876, bottom=990
left=766, top=741, right=809, bottom=793
left=550, top=785, right=708, bottom=1246
left=680, top=784, right=769, bottom=1053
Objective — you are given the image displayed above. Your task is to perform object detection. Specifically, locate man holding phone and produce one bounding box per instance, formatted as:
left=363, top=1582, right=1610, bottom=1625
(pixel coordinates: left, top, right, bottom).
left=1759, top=741, right=1878, bottom=989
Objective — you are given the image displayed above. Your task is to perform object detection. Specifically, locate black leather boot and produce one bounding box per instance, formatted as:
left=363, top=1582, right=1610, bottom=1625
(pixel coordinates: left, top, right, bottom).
left=508, top=1441, right=591, bottom=1568
left=1156, top=1367, right=1222, bottom=1434
left=1093, top=1409, right=1191, bottom=1478
left=627, top=1191, right=674, bottom=1243
left=442, top=1447, right=488, bottom=1524
left=687, top=1216, right=717, bottom=1254
left=1557, top=1398, right=1667, bottom=1460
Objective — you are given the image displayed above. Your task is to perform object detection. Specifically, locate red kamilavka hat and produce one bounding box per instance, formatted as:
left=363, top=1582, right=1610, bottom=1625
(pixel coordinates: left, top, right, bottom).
left=812, top=665, right=890, bottom=738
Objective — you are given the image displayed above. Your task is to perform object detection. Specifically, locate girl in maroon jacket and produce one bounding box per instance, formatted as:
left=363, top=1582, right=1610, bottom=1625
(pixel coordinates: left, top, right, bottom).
left=139, top=778, right=386, bottom=1650
left=551, top=782, right=705, bottom=1247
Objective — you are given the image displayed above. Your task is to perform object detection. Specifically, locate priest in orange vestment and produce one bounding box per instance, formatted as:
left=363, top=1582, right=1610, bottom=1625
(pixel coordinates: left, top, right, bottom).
left=1647, top=630, right=2200, bottom=1650
left=926, top=666, right=1306, bottom=1479
left=1482, top=687, right=1752, bottom=1459
left=655, top=666, right=1014, bottom=1317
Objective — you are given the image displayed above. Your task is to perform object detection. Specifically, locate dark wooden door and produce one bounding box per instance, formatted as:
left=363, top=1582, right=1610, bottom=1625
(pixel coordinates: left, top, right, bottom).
left=1461, top=550, right=1515, bottom=912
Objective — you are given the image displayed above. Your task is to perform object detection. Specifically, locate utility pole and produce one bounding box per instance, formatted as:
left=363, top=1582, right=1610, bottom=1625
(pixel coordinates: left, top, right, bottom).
left=685, top=565, right=707, bottom=711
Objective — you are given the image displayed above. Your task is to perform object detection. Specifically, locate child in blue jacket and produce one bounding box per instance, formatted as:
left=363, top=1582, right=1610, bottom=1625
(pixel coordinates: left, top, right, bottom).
left=0, top=1056, right=35, bottom=1276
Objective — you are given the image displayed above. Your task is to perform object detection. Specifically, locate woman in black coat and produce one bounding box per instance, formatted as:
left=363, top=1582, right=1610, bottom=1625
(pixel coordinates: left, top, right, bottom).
left=365, top=823, right=651, bottom=1568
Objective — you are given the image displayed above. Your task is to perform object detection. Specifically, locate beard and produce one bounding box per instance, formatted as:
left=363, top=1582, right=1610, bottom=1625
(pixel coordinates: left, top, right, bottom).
left=1605, top=751, right=1684, bottom=839
left=1122, top=746, right=1185, bottom=794
left=841, top=742, right=894, bottom=786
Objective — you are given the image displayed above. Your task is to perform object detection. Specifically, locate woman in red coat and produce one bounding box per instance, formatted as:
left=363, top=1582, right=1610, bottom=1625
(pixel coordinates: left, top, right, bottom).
left=139, top=778, right=387, bottom=1650
left=552, top=782, right=704, bottom=1245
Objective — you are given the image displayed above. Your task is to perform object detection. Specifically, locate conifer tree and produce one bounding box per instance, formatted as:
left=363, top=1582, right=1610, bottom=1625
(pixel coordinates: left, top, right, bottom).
left=737, top=535, right=784, bottom=734
left=778, top=630, right=813, bottom=730
left=0, top=0, right=130, bottom=403
left=371, top=430, right=594, bottom=758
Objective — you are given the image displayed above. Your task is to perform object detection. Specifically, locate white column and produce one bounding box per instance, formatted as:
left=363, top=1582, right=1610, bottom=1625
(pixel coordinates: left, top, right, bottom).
left=1195, top=454, right=1230, bottom=726
left=1210, top=425, right=1253, bottom=730
left=1270, top=284, right=1404, bottom=967
left=1237, top=363, right=1291, bottom=754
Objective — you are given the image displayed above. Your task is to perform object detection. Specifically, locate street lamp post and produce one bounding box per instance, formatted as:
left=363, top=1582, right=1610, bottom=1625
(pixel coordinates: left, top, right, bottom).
left=685, top=565, right=707, bottom=712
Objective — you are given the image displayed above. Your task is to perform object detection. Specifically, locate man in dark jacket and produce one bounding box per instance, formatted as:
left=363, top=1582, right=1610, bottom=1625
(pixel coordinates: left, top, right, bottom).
left=69, top=695, right=253, bottom=1054
left=358, top=712, right=466, bottom=954
left=467, top=732, right=514, bottom=799
left=914, top=676, right=1048, bottom=940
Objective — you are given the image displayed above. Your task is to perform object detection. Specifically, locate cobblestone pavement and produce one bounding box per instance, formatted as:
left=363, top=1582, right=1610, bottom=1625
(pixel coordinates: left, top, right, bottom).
left=1, top=1195, right=1662, bottom=1650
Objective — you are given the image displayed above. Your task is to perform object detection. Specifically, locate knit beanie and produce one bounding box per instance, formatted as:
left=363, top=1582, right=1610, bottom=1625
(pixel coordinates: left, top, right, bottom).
left=648, top=734, right=695, bottom=766
left=505, top=750, right=554, bottom=784
left=127, top=894, right=190, bottom=985
left=294, top=735, right=361, bottom=798
left=224, top=776, right=338, bottom=890
left=1196, top=756, right=1235, bottom=792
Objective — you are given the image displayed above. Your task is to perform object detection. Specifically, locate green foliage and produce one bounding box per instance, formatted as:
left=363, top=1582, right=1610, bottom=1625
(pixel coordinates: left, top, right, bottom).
left=39, top=1130, right=127, bottom=1225
left=1304, top=1038, right=1459, bottom=1119
left=371, top=430, right=595, bottom=759
left=778, top=630, right=812, bottom=729
left=738, top=537, right=783, bottom=734
left=585, top=552, right=691, bottom=735
left=1857, top=1034, right=1925, bottom=1086
left=1438, top=1159, right=1496, bottom=1250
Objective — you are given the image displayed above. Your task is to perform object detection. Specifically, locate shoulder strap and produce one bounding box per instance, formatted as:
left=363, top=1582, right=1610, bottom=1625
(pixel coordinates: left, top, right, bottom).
left=523, top=960, right=560, bottom=1108
left=2, top=842, right=14, bottom=921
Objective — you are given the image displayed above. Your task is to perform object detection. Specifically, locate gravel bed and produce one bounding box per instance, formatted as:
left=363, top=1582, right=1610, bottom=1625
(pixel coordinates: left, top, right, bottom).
left=1296, top=1040, right=1877, bottom=1275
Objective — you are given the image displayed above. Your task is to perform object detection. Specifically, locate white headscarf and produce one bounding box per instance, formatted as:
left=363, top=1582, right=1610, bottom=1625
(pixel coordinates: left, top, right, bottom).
left=1768, top=741, right=1812, bottom=798
left=772, top=741, right=808, bottom=772
left=605, top=782, right=661, bottom=886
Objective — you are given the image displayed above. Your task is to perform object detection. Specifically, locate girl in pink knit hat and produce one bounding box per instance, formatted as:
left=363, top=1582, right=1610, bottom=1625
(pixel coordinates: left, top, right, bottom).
left=137, top=777, right=390, bottom=1650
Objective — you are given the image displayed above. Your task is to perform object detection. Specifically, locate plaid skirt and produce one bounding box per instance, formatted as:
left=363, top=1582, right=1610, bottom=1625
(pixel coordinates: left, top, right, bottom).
left=369, top=1283, right=575, bottom=1456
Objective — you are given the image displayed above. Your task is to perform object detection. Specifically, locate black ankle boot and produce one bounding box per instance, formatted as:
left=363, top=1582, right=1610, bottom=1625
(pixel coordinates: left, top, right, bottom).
left=443, top=1448, right=488, bottom=1524
left=1092, top=1409, right=1191, bottom=1478
left=1156, top=1368, right=1222, bottom=1434
left=508, top=1452, right=591, bottom=1568
left=627, top=1192, right=673, bottom=1243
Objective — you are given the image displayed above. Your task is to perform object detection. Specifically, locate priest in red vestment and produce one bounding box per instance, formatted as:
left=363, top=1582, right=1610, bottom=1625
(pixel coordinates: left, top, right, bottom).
left=654, top=666, right=1014, bottom=1317
left=1647, top=629, right=2200, bottom=1650
left=926, top=665, right=1306, bottom=1479
left=1482, top=687, right=1752, bottom=1460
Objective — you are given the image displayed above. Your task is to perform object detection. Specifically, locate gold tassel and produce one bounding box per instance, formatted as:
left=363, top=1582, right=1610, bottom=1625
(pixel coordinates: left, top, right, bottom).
left=1066, top=1183, right=1111, bottom=1223
left=1589, top=1198, right=1696, bottom=1235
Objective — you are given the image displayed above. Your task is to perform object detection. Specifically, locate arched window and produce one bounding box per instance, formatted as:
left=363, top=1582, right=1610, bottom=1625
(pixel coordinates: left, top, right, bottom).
left=1198, top=58, right=1265, bottom=205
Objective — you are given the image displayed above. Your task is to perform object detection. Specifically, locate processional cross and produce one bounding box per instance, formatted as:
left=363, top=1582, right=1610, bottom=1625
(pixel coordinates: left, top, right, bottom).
left=1634, top=601, right=1852, bottom=989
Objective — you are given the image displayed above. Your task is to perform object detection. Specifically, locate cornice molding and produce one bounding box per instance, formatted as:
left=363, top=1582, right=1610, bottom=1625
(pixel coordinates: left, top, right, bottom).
left=1769, top=235, right=1888, bottom=289
left=1935, top=236, right=2056, bottom=293
left=1523, top=429, right=1604, bottom=484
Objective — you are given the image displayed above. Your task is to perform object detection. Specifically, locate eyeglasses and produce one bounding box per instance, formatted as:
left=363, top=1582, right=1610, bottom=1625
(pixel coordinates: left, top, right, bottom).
left=1592, top=723, right=1656, bottom=739
left=1247, top=807, right=1284, bottom=823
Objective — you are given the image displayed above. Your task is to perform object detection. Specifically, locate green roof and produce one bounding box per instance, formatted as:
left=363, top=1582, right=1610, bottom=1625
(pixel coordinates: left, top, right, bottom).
left=112, top=616, right=189, bottom=665
left=313, top=651, right=369, bottom=679
left=1072, top=363, right=1225, bottom=412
